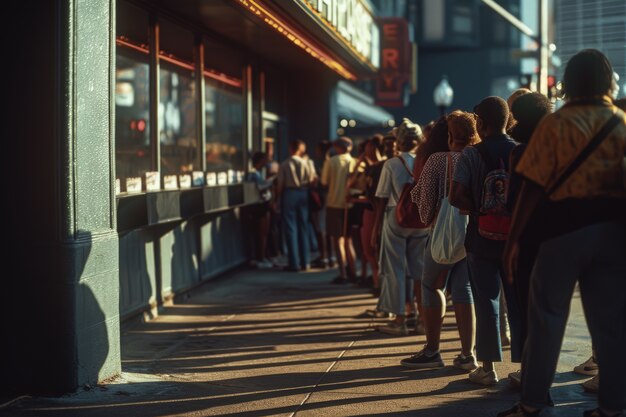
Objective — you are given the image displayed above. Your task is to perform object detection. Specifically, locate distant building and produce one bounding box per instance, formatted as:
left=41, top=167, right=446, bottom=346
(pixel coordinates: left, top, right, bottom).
left=555, top=0, right=626, bottom=98
left=373, top=0, right=523, bottom=124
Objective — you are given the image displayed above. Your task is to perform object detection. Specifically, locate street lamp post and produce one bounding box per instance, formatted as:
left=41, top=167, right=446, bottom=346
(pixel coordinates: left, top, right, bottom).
left=433, top=75, right=454, bottom=117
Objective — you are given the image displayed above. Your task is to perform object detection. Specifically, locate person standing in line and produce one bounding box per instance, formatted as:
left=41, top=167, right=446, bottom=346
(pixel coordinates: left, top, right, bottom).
left=372, top=119, right=429, bottom=336
left=410, top=116, right=452, bottom=334
left=321, top=137, right=357, bottom=284
left=503, top=91, right=553, bottom=387
left=401, top=111, right=479, bottom=370
left=449, top=96, right=522, bottom=385
left=498, top=49, right=626, bottom=417
left=347, top=135, right=383, bottom=289
left=310, top=140, right=334, bottom=269
left=246, top=151, right=275, bottom=269
left=276, top=139, right=317, bottom=272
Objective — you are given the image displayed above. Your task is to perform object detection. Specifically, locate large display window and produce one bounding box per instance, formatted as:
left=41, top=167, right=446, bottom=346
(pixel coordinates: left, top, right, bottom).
left=115, top=2, right=152, bottom=181
left=204, top=78, right=244, bottom=173
left=115, top=1, right=247, bottom=193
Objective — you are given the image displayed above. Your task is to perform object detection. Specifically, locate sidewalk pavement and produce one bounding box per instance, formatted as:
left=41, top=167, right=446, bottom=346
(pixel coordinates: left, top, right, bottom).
left=2, top=266, right=597, bottom=417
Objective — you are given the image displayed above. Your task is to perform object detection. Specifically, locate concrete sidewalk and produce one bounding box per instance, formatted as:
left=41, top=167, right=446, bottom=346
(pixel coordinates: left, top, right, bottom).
left=2, top=266, right=597, bottom=417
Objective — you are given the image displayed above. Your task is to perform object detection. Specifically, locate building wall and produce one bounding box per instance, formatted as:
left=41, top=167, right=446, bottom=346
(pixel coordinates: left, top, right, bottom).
left=4, top=0, right=121, bottom=394
left=388, top=0, right=521, bottom=124
left=555, top=0, right=626, bottom=98
left=119, top=210, right=246, bottom=319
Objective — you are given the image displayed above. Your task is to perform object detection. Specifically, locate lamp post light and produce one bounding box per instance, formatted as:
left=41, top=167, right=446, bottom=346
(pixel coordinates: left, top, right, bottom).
left=433, top=75, right=454, bottom=117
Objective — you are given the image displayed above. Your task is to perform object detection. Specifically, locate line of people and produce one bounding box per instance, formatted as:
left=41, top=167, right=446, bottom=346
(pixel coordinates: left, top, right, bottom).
left=246, top=48, right=625, bottom=417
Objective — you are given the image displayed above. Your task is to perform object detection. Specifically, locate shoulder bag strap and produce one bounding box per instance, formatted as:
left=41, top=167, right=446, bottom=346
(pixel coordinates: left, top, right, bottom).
left=445, top=153, right=453, bottom=196
left=397, top=155, right=414, bottom=180
left=546, top=110, right=623, bottom=196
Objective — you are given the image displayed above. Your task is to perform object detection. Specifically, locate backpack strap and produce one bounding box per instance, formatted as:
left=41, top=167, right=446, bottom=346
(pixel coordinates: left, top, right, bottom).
left=397, top=155, right=415, bottom=181
left=474, top=142, right=499, bottom=171
left=546, top=109, right=623, bottom=196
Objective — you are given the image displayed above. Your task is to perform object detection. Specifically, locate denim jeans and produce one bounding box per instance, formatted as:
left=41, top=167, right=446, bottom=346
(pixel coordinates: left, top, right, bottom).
left=466, top=252, right=522, bottom=363
left=521, top=222, right=626, bottom=411
left=281, top=188, right=310, bottom=269
left=422, top=235, right=473, bottom=308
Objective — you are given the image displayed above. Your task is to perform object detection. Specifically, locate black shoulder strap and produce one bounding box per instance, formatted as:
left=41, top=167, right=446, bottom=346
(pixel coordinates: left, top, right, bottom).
left=546, top=110, right=623, bottom=196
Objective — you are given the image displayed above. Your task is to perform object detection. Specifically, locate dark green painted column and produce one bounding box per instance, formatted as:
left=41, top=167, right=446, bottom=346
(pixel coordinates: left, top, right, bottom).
left=3, top=0, right=120, bottom=394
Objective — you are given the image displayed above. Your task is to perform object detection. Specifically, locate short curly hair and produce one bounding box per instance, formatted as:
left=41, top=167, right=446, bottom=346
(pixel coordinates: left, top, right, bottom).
left=447, top=110, right=480, bottom=147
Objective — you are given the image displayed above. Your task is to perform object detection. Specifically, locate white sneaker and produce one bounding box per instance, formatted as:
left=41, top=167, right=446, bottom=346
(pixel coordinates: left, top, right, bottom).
left=574, top=355, right=598, bottom=376
left=256, top=260, right=274, bottom=269
left=469, top=366, right=498, bottom=385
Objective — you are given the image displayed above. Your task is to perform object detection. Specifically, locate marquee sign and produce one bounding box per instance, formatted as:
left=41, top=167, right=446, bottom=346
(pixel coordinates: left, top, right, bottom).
left=298, top=0, right=380, bottom=69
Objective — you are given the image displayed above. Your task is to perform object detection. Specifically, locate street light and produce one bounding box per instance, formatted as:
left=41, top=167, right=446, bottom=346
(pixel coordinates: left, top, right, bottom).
left=433, top=75, right=454, bottom=117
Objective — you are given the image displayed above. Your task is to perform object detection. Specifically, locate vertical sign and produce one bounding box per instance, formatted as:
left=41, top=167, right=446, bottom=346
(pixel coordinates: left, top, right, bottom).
left=376, top=18, right=412, bottom=107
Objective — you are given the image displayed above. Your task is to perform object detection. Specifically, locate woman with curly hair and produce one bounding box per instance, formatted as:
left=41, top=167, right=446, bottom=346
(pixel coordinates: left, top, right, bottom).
left=402, top=111, right=480, bottom=370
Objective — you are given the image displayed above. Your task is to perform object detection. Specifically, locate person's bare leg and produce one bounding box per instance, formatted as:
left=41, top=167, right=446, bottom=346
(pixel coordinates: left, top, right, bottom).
left=334, top=236, right=347, bottom=278
left=345, top=236, right=357, bottom=280
left=258, top=212, right=270, bottom=261
left=423, top=306, right=445, bottom=352
left=371, top=259, right=380, bottom=288
left=454, top=303, right=476, bottom=357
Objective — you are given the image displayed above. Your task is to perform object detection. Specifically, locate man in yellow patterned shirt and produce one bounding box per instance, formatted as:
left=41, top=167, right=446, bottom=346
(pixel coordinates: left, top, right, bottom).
left=499, top=49, right=626, bottom=417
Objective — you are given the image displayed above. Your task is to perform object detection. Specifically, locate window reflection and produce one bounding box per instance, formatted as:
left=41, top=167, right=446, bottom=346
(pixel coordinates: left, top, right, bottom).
left=205, top=78, right=244, bottom=172
left=115, top=50, right=152, bottom=179
left=159, top=64, right=199, bottom=175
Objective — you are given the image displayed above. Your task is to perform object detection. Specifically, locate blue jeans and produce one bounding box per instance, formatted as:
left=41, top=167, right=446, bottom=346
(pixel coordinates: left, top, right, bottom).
left=466, top=252, right=521, bottom=363
left=521, top=222, right=626, bottom=411
left=422, top=236, right=473, bottom=308
left=281, top=189, right=310, bottom=269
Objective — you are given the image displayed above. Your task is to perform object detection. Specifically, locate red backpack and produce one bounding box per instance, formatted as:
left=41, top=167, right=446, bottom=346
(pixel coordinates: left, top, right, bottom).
left=395, top=155, right=428, bottom=229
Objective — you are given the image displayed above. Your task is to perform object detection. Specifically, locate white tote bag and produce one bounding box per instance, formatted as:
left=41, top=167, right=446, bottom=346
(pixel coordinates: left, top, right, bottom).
left=430, top=153, right=468, bottom=264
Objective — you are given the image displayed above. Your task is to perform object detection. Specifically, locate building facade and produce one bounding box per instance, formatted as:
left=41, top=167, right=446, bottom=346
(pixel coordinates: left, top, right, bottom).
left=555, top=0, right=626, bottom=98
left=3, top=0, right=390, bottom=395
left=375, top=0, right=523, bottom=124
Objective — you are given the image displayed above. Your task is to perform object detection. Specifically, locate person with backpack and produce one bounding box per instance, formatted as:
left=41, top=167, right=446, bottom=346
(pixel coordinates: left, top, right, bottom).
left=371, top=118, right=429, bottom=336
left=497, top=49, right=626, bottom=417
left=401, top=111, right=479, bottom=370
left=449, top=96, right=522, bottom=385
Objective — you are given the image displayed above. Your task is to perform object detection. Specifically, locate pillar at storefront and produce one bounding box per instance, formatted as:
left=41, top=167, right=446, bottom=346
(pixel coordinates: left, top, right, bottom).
left=3, top=0, right=121, bottom=394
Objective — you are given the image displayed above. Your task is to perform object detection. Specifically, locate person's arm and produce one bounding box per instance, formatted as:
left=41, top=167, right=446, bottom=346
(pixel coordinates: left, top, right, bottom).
left=449, top=181, right=474, bottom=212
left=503, top=179, right=544, bottom=283
left=415, top=155, right=441, bottom=225
left=370, top=196, right=389, bottom=249
left=320, top=159, right=330, bottom=188
left=449, top=149, right=475, bottom=213
left=371, top=161, right=391, bottom=248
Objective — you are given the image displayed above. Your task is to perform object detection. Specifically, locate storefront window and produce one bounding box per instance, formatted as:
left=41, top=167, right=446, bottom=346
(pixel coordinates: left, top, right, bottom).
left=115, top=1, right=152, bottom=183
left=116, top=50, right=152, bottom=179
left=159, top=63, right=199, bottom=175
left=159, top=21, right=199, bottom=176
left=204, top=77, right=244, bottom=173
